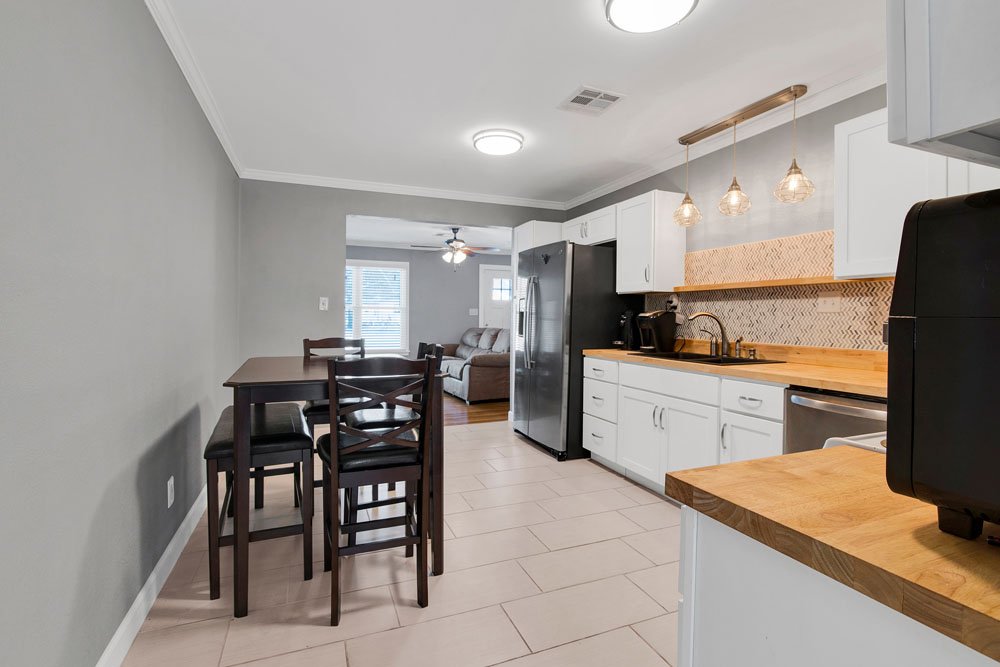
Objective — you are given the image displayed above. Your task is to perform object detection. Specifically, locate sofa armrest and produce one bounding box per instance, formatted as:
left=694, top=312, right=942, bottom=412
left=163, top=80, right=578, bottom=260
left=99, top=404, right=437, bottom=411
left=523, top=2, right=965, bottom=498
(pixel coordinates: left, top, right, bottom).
left=441, top=343, right=460, bottom=357
left=468, top=353, right=509, bottom=367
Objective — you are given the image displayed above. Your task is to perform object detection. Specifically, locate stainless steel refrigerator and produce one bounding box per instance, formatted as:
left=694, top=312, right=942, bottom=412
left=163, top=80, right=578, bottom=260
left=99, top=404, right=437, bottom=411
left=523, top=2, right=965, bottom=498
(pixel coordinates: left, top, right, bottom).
left=514, top=241, right=640, bottom=459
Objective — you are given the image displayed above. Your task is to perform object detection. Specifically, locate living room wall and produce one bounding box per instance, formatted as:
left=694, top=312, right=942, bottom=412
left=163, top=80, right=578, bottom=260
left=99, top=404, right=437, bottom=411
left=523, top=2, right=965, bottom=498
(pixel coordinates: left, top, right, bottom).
left=346, top=245, right=511, bottom=350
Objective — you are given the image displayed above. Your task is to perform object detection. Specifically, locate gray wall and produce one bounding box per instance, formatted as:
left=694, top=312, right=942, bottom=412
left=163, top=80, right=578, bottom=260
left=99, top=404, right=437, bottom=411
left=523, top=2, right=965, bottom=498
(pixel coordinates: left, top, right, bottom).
left=346, top=246, right=511, bottom=349
left=239, top=179, right=559, bottom=357
left=0, top=2, right=239, bottom=665
left=568, top=87, right=887, bottom=251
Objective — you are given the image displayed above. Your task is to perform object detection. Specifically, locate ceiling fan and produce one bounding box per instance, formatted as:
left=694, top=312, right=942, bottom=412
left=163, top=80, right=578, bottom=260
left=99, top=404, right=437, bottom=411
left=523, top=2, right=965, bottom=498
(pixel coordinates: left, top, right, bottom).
left=410, top=227, right=503, bottom=266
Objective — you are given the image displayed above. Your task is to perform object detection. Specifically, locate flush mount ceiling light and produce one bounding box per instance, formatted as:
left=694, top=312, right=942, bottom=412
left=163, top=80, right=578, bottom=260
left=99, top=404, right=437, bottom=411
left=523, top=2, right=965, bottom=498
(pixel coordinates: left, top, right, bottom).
left=472, top=129, right=523, bottom=156
left=673, top=144, right=702, bottom=227
left=774, top=95, right=816, bottom=203
left=605, top=0, right=698, bottom=33
left=718, top=124, right=751, bottom=217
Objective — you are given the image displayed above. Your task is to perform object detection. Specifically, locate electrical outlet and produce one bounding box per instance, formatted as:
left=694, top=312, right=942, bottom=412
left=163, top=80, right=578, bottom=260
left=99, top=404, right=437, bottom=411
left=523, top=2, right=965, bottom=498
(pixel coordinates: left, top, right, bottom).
left=319, top=297, right=329, bottom=311
left=817, top=291, right=842, bottom=313
left=469, top=308, right=478, bottom=316
left=167, top=476, right=175, bottom=509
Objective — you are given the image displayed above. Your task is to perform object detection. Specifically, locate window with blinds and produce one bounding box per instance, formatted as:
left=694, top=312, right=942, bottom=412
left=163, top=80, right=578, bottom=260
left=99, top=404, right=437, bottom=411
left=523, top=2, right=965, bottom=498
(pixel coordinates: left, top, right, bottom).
left=344, top=259, right=409, bottom=353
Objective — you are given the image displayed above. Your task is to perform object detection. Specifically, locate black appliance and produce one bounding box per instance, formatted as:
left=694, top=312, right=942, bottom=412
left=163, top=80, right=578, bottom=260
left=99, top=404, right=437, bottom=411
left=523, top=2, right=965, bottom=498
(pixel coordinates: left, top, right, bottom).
left=615, top=310, right=641, bottom=350
left=636, top=310, right=679, bottom=353
left=887, top=188, right=1000, bottom=539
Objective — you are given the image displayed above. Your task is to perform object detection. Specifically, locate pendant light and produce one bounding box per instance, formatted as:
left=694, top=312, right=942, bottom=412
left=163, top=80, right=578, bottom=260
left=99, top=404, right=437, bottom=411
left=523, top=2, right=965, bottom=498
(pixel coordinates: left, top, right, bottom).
left=718, top=124, right=751, bottom=216
left=673, top=144, right=702, bottom=227
left=773, top=95, right=815, bottom=203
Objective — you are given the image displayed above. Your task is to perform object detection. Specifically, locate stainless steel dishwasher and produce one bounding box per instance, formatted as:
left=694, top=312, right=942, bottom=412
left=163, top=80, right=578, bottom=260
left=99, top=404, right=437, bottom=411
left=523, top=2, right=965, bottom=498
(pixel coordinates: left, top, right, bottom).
left=783, top=388, right=887, bottom=454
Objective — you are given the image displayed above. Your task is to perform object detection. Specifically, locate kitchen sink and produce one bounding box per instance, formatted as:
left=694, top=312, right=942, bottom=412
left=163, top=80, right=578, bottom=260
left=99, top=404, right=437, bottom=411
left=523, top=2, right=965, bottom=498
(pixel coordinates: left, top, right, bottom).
left=628, top=351, right=784, bottom=366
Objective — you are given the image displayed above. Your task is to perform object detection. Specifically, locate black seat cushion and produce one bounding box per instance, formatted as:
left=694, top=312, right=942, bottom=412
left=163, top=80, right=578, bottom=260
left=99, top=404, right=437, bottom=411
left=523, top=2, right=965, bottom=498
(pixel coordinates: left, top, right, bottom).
left=303, top=397, right=364, bottom=418
left=344, top=406, right=419, bottom=431
left=317, top=430, right=419, bottom=472
left=204, top=403, right=313, bottom=460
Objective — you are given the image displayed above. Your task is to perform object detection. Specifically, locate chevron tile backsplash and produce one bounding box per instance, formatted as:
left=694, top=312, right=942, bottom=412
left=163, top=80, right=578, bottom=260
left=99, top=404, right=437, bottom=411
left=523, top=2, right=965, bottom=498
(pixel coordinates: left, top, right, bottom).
left=648, top=231, right=893, bottom=351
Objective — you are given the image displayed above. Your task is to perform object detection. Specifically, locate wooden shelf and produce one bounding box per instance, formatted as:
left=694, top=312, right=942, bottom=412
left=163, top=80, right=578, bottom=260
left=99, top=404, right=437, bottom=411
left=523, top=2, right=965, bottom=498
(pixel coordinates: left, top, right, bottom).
left=672, top=275, right=894, bottom=293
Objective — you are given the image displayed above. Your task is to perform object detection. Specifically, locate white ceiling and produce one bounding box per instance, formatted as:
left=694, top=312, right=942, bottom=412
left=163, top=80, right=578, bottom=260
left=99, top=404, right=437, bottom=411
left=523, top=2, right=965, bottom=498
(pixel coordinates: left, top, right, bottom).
left=346, top=216, right=512, bottom=254
left=152, top=0, right=886, bottom=209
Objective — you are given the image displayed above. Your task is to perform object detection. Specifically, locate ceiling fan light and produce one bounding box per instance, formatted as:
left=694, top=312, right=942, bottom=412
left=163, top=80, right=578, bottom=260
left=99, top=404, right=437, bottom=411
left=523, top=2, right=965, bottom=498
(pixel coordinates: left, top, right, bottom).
left=774, top=159, right=815, bottom=203
left=453, top=250, right=468, bottom=264
left=605, top=0, right=698, bottom=33
left=442, top=251, right=454, bottom=263
left=718, top=177, right=751, bottom=216
left=673, top=193, right=702, bottom=227
left=472, top=129, right=523, bottom=156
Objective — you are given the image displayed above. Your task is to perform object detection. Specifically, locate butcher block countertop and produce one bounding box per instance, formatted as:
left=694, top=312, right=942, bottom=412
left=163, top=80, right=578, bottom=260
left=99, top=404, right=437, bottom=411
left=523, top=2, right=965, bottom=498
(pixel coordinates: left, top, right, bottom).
left=666, top=447, right=1000, bottom=661
left=583, top=347, right=888, bottom=398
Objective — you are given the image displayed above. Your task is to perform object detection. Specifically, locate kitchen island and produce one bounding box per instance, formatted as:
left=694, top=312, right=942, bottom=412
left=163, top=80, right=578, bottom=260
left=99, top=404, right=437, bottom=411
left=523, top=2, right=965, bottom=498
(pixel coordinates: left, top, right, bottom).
left=665, top=446, right=1000, bottom=666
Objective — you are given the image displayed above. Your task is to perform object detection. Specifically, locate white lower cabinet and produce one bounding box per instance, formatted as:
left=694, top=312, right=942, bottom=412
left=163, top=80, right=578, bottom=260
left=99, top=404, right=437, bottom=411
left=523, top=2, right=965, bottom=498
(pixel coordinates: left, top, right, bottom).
left=719, top=410, right=784, bottom=464
left=617, top=387, right=664, bottom=485
left=661, top=397, right=720, bottom=475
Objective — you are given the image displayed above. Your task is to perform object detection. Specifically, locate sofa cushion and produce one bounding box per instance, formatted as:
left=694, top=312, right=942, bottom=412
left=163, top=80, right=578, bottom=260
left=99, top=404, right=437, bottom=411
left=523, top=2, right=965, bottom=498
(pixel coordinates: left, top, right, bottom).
left=491, top=329, right=510, bottom=354
left=460, top=328, right=483, bottom=347
left=441, top=358, right=467, bottom=380
left=478, top=328, right=500, bottom=350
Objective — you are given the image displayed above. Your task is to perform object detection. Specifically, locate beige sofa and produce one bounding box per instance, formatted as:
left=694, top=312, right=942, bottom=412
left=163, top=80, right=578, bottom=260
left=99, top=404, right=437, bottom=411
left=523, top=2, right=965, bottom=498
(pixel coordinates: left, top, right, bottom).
left=440, top=327, right=511, bottom=403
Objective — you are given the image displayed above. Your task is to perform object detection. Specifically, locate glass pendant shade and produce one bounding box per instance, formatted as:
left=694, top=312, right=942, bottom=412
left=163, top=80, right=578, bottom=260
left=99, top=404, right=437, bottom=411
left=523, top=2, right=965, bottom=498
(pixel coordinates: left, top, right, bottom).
left=453, top=251, right=468, bottom=264
left=718, top=177, right=751, bottom=216
left=674, top=193, right=702, bottom=227
left=442, top=251, right=454, bottom=263
left=774, top=158, right=815, bottom=203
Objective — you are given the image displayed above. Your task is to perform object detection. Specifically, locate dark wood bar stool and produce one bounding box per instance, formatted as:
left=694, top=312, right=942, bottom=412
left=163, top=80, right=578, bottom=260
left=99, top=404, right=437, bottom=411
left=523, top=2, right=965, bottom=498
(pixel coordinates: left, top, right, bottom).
left=204, top=402, right=314, bottom=600
left=301, top=337, right=366, bottom=432
left=318, top=355, right=439, bottom=625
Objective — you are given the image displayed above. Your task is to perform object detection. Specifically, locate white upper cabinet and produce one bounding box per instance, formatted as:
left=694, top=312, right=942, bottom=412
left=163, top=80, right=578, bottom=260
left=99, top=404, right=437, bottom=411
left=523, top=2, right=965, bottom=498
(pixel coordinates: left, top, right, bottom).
left=887, top=0, right=1000, bottom=168
left=615, top=190, right=686, bottom=293
left=834, top=108, right=948, bottom=279
left=562, top=204, right=616, bottom=246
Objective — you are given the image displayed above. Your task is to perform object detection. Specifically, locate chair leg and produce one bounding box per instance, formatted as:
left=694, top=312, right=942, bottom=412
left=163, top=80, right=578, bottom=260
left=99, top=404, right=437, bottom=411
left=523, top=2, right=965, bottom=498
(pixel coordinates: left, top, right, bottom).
left=254, top=467, right=265, bottom=509
left=207, top=459, right=221, bottom=600
left=226, top=471, right=235, bottom=517
left=301, top=452, right=314, bottom=581
left=372, top=483, right=380, bottom=502
left=330, top=471, right=342, bottom=626
left=347, top=487, right=358, bottom=548
left=388, top=482, right=396, bottom=492
left=293, top=462, right=301, bottom=508
left=322, top=466, right=332, bottom=572
left=405, top=485, right=415, bottom=558
left=416, top=476, right=429, bottom=608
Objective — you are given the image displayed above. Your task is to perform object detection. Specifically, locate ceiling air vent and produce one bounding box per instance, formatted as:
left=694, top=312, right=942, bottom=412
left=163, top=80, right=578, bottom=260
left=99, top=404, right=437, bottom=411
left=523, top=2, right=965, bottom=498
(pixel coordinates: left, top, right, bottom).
left=560, top=86, right=625, bottom=115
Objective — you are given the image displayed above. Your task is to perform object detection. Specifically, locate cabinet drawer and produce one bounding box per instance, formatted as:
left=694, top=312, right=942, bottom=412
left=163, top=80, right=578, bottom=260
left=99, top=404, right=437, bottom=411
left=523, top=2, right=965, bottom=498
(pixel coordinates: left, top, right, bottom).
left=620, top=363, right=719, bottom=406
left=583, top=378, right=618, bottom=422
left=583, top=357, right=619, bottom=383
left=583, top=413, right=617, bottom=460
left=721, top=379, right=785, bottom=421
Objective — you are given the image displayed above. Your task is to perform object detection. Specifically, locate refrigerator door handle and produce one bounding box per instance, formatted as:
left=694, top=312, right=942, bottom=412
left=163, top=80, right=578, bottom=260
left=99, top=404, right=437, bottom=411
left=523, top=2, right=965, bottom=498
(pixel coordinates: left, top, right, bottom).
left=525, top=276, right=537, bottom=369
left=517, top=297, right=526, bottom=337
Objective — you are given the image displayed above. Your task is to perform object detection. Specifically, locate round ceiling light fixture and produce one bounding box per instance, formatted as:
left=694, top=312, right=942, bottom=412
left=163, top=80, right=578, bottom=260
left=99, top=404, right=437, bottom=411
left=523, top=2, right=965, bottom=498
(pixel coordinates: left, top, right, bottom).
left=472, top=129, right=524, bottom=156
left=605, top=0, right=698, bottom=33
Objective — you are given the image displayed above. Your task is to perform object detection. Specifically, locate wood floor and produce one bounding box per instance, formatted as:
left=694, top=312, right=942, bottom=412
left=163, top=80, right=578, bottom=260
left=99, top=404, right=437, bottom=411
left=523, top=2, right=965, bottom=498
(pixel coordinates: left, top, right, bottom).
left=442, top=395, right=509, bottom=426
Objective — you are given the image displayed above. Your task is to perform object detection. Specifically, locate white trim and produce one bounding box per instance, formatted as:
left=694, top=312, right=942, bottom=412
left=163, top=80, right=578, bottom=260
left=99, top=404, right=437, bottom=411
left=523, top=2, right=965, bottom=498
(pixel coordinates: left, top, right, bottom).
left=477, top=264, right=513, bottom=328
left=562, top=67, right=888, bottom=210
left=240, top=168, right=566, bottom=211
left=144, top=0, right=243, bottom=172
left=96, top=485, right=208, bottom=667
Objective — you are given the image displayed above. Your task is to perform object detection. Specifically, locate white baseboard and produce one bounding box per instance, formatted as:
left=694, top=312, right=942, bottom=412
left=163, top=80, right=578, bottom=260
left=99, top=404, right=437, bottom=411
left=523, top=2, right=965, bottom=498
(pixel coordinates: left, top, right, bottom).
left=96, top=484, right=207, bottom=667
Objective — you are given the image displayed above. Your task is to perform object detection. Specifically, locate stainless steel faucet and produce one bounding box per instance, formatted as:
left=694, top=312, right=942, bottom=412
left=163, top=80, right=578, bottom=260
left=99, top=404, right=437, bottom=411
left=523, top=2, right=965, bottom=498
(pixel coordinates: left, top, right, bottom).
left=689, top=312, right=728, bottom=358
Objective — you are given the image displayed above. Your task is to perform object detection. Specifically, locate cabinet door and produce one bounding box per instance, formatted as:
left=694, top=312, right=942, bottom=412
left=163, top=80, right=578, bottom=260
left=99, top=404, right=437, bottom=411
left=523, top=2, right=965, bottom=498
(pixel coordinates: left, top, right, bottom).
left=661, top=396, right=719, bottom=475
left=584, top=206, right=616, bottom=244
left=617, top=387, right=663, bottom=484
left=834, top=108, right=948, bottom=279
left=616, top=193, right=654, bottom=293
left=562, top=220, right=586, bottom=244
left=720, top=411, right=783, bottom=464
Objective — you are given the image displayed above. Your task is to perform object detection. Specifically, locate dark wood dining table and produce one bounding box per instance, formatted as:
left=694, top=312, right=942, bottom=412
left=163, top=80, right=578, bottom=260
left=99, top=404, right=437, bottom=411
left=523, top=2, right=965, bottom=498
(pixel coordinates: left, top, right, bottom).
left=223, top=355, right=445, bottom=617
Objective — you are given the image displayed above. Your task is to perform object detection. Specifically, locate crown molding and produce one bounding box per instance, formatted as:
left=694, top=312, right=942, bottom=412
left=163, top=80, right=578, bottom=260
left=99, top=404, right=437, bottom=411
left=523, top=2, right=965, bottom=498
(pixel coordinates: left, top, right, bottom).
left=239, top=168, right=566, bottom=210
left=145, top=0, right=243, bottom=172
left=562, top=67, right=887, bottom=211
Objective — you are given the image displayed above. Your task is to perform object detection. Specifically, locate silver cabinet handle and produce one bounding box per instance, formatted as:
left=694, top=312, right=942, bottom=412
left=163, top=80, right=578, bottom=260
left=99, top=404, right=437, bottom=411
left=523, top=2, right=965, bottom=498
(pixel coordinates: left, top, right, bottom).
left=789, top=395, right=887, bottom=422
left=721, top=423, right=728, bottom=450
left=591, top=395, right=605, bottom=403
left=583, top=221, right=589, bottom=238
left=652, top=405, right=659, bottom=428
left=738, top=395, right=763, bottom=405
left=644, top=265, right=650, bottom=282
left=659, top=406, right=665, bottom=430
left=591, top=432, right=603, bottom=439
left=592, top=367, right=605, bottom=376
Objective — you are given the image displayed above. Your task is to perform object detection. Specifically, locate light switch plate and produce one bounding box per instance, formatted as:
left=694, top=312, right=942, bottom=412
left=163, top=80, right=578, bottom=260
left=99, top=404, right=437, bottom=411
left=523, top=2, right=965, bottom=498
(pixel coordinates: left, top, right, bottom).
left=469, top=308, right=478, bottom=316
left=817, top=291, right=842, bottom=313
left=319, top=297, right=329, bottom=311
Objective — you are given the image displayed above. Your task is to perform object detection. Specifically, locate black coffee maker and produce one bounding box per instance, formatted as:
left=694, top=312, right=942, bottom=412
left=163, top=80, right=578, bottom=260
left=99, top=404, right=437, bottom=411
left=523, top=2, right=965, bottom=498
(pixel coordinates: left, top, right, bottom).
left=887, top=188, right=1000, bottom=539
left=636, top=310, right=679, bottom=353
left=615, top=310, right=639, bottom=350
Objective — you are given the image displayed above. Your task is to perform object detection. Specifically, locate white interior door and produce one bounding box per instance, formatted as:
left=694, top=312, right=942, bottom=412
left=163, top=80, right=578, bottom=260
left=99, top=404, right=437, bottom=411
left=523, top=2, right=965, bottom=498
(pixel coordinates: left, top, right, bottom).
left=479, top=265, right=512, bottom=329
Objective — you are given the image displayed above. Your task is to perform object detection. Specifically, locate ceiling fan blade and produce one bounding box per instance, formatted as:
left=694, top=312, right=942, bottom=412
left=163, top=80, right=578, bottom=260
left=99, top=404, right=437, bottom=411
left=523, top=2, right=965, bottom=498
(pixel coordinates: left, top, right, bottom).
left=465, top=246, right=506, bottom=253
left=410, top=244, right=445, bottom=249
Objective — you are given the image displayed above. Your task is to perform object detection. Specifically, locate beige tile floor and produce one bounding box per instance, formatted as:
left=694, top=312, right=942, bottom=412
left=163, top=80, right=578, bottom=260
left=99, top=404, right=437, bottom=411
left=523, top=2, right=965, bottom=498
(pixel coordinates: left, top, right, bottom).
left=124, top=421, right=681, bottom=666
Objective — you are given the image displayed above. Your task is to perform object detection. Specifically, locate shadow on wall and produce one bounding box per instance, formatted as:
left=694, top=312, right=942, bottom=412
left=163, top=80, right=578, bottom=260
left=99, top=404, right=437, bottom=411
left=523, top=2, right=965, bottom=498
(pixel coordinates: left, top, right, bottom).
left=63, top=405, right=203, bottom=666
